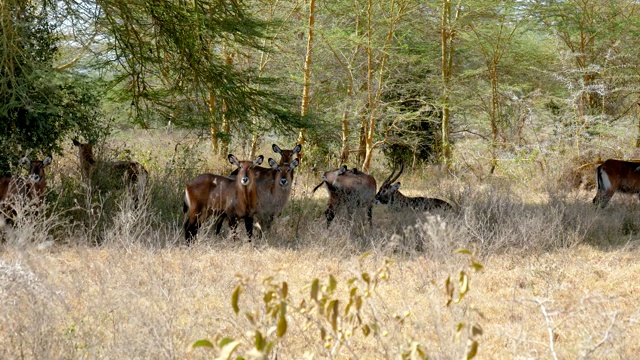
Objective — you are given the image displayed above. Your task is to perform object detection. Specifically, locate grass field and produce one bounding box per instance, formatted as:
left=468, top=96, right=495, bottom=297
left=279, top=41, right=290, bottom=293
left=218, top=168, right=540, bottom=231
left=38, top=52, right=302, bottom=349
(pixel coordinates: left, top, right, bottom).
left=2, top=130, right=640, bottom=359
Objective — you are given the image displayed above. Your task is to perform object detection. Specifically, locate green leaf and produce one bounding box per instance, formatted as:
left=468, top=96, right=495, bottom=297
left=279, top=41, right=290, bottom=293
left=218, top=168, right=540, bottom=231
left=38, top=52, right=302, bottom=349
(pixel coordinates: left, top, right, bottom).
left=362, top=272, right=371, bottom=284
left=217, top=340, right=241, bottom=360
left=277, top=302, right=287, bottom=338
left=191, top=339, right=215, bottom=349
left=254, top=331, right=266, bottom=351
left=454, top=248, right=472, bottom=255
left=362, top=324, right=370, bottom=337
left=471, top=262, right=484, bottom=272
left=330, top=300, right=339, bottom=331
left=282, top=281, right=288, bottom=299
left=231, top=285, right=241, bottom=315
left=466, top=340, right=479, bottom=359
left=311, top=278, right=319, bottom=301
left=328, top=275, right=337, bottom=293
left=456, top=271, right=469, bottom=303
left=219, top=337, right=235, bottom=347
left=445, top=276, right=454, bottom=307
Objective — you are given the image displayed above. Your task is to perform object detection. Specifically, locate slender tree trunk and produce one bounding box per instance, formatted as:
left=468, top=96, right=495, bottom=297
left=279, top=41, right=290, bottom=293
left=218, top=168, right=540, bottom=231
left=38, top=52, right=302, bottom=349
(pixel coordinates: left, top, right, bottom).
left=489, top=63, right=499, bottom=174
left=636, top=99, right=640, bottom=148
left=209, top=91, right=218, bottom=153
left=361, top=0, right=403, bottom=172
left=440, top=0, right=457, bottom=168
left=298, top=0, right=316, bottom=146
left=339, top=86, right=351, bottom=164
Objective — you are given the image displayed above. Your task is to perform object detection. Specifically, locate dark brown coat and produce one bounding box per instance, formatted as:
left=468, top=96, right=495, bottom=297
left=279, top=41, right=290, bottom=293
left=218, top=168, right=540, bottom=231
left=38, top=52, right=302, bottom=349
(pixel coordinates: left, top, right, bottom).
left=183, top=154, right=263, bottom=244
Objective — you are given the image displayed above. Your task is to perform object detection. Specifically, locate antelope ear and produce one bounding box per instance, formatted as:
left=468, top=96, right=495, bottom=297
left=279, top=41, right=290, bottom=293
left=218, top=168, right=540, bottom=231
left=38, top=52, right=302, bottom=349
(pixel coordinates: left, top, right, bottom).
left=43, top=156, right=53, bottom=166
left=19, top=157, right=30, bottom=167
left=338, top=165, right=347, bottom=175
left=268, top=158, right=278, bottom=169
left=290, top=158, right=300, bottom=169
left=391, top=182, right=401, bottom=191
left=272, top=144, right=282, bottom=154
left=254, top=155, right=264, bottom=166
left=293, top=144, right=302, bottom=154
left=228, top=154, right=240, bottom=167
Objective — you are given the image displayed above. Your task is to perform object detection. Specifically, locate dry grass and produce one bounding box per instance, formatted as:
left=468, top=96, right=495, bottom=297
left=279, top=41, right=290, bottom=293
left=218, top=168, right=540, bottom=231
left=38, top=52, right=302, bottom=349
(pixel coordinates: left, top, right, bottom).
left=2, top=130, right=640, bottom=359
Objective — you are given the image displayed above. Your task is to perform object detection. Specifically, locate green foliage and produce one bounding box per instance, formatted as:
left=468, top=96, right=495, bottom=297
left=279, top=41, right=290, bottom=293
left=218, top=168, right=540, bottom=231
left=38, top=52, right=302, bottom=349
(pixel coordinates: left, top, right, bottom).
left=0, top=1, right=105, bottom=173
left=193, top=252, right=484, bottom=358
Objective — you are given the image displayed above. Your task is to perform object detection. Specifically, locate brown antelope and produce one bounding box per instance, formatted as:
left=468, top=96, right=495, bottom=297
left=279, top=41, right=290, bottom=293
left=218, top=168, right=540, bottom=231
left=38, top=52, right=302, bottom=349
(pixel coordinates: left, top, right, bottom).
left=593, top=159, right=640, bottom=208
left=72, top=140, right=148, bottom=205
left=0, top=155, right=52, bottom=223
left=375, top=164, right=452, bottom=211
left=254, top=157, right=300, bottom=231
left=229, top=143, right=302, bottom=178
left=183, top=154, right=263, bottom=244
left=313, top=165, right=377, bottom=227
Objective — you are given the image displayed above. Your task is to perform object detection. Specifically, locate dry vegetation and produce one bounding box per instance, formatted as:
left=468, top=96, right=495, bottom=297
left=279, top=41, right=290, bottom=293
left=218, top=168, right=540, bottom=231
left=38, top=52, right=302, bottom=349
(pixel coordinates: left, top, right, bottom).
left=2, top=131, right=640, bottom=359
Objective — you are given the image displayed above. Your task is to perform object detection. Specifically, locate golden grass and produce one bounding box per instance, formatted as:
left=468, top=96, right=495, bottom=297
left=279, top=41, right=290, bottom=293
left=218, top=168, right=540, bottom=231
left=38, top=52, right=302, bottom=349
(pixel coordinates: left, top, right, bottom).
left=2, top=131, right=640, bottom=358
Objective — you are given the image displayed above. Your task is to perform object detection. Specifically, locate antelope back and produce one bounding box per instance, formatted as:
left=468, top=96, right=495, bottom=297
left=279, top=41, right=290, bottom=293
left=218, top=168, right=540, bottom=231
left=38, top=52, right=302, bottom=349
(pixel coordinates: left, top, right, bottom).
left=599, top=159, right=640, bottom=191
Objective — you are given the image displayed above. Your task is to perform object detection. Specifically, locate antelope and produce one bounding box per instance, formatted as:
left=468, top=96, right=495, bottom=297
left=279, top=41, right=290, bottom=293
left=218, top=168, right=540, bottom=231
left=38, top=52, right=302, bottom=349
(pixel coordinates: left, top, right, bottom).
left=254, top=157, right=300, bottom=231
left=0, top=155, right=52, bottom=223
left=229, top=143, right=302, bottom=178
left=72, top=140, right=148, bottom=206
left=592, top=159, right=640, bottom=208
left=313, top=165, right=377, bottom=227
left=375, top=163, right=452, bottom=211
left=183, top=154, right=263, bottom=244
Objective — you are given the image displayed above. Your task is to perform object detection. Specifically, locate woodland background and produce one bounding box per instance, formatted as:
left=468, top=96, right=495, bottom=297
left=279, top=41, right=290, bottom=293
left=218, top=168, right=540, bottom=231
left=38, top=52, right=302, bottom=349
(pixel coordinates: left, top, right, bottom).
left=3, top=1, right=640, bottom=359
left=4, top=0, right=640, bottom=173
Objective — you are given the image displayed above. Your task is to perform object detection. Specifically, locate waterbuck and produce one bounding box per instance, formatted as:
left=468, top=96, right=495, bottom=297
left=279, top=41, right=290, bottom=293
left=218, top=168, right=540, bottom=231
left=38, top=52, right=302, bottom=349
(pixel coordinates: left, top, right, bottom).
left=254, top=157, right=300, bottom=231
left=183, top=154, right=263, bottom=244
left=375, top=163, right=452, bottom=211
left=0, top=155, right=52, bottom=224
left=593, top=159, right=640, bottom=208
left=72, top=140, right=149, bottom=206
left=313, top=165, right=377, bottom=227
left=230, top=143, right=302, bottom=178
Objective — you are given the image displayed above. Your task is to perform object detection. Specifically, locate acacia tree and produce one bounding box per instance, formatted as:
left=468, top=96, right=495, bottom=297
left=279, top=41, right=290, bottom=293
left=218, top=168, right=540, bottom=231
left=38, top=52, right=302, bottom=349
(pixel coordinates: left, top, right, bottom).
left=532, top=0, right=640, bottom=150
left=0, top=0, right=104, bottom=173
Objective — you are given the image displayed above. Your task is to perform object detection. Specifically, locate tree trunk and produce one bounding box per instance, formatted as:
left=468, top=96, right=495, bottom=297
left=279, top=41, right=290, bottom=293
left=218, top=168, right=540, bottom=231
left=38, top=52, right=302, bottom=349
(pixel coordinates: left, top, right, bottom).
left=209, top=91, right=218, bottom=153
left=298, top=0, right=316, bottom=146
left=636, top=99, right=640, bottom=148
left=440, top=0, right=457, bottom=168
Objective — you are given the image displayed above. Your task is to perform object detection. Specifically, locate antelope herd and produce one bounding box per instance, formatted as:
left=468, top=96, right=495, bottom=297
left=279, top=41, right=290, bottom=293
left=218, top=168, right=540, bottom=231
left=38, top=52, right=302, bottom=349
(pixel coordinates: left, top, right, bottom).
left=7, top=137, right=640, bottom=243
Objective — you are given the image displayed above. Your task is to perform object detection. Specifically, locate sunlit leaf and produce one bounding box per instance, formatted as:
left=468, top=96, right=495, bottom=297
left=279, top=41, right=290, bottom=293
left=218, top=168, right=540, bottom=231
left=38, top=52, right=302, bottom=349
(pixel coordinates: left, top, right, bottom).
left=217, top=339, right=241, bottom=360
left=191, top=339, right=215, bottom=349
left=454, top=248, right=472, bottom=255
left=311, top=278, right=319, bottom=301
left=232, top=285, right=241, bottom=315
left=466, top=340, right=478, bottom=359
left=277, top=302, right=287, bottom=338
left=329, top=275, right=337, bottom=293
left=445, top=276, right=454, bottom=306
left=330, top=300, right=339, bottom=331
left=254, top=331, right=265, bottom=351
left=282, top=281, right=288, bottom=299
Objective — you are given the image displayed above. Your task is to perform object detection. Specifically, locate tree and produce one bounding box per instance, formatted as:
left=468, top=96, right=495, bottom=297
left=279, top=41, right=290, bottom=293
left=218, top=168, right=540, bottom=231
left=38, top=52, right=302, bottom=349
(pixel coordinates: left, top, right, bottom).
left=0, top=0, right=104, bottom=173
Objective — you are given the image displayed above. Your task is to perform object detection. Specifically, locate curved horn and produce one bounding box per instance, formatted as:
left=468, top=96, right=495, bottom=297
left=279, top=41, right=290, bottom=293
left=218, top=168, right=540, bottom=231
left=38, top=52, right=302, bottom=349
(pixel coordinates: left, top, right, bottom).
left=382, top=163, right=398, bottom=187
left=389, top=163, right=404, bottom=184
left=312, top=181, right=325, bottom=193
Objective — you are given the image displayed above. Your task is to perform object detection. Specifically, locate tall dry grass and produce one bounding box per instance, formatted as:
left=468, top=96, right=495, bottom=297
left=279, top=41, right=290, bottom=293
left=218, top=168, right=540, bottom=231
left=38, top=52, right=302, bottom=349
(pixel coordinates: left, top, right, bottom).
left=2, top=130, right=640, bottom=358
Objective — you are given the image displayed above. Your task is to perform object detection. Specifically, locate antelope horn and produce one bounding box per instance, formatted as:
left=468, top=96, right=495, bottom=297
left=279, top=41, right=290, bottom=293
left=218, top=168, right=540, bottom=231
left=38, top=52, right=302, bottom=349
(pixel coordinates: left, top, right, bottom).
left=312, top=181, right=325, bottom=193
left=389, top=163, right=404, bottom=184
left=382, top=163, right=398, bottom=187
